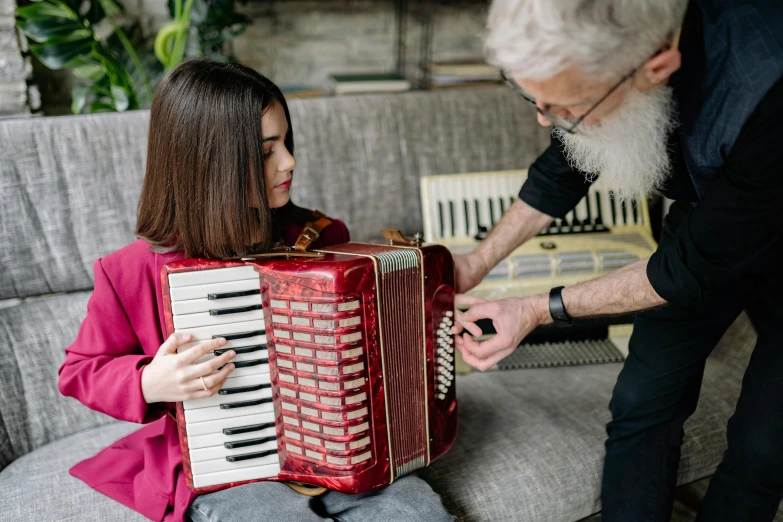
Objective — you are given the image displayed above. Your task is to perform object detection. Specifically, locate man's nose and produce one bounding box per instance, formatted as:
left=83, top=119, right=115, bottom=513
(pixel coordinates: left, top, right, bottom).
left=537, top=112, right=553, bottom=127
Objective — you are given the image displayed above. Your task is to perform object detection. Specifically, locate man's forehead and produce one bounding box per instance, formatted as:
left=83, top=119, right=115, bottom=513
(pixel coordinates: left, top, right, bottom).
left=514, top=66, right=612, bottom=106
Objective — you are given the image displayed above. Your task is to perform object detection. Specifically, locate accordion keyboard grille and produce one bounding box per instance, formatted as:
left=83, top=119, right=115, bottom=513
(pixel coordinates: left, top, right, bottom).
left=375, top=250, right=428, bottom=478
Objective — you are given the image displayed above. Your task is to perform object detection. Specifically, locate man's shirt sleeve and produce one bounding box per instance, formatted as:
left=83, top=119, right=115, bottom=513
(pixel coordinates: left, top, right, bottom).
left=519, top=133, right=593, bottom=219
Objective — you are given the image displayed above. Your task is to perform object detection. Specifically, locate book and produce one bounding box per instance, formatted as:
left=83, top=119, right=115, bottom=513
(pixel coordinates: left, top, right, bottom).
left=426, top=62, right=501, bottom=86
left=280, top=85, right=324, bottom=99
left=329, top=73, right=412, bottom=95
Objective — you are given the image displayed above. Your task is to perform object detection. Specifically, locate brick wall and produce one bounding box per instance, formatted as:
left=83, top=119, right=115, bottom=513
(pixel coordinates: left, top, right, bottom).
left=33, top=1, right=490, bottom=114
left=0, top=0, right=37, bottom=118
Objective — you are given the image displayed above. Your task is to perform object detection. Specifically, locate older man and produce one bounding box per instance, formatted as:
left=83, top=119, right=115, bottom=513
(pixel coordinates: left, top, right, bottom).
left=453, top=0, right=783, bottom=520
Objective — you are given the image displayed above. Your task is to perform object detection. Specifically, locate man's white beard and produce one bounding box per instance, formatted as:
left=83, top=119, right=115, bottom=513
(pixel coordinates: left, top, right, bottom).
left=554, top=86, right=677, bottom=202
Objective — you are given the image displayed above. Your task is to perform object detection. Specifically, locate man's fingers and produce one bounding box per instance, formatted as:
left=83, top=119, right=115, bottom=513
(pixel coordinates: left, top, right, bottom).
left=463, top=333, right=515, bottom=360
left=453, top=308, right=483, bottom=337
left=180, top=337, right=227, bottom=364
left=454, top=294, right=487, bottom=307
left=158, top=333, right=191, bottom=356
left=460, top=302, right=494, bottom=324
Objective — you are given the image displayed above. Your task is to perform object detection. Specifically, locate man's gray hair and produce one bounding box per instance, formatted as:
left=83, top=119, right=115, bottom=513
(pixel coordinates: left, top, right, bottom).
left=486, top=0, right=688, bottom=81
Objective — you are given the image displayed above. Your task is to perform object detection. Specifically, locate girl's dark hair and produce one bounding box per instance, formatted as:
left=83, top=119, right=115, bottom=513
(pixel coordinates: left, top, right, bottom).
left=135, top=58, right=295, bottom=259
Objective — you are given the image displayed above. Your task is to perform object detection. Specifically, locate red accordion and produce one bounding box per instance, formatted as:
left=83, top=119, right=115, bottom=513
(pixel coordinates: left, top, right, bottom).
left=161, top=241, right=457, bottom=494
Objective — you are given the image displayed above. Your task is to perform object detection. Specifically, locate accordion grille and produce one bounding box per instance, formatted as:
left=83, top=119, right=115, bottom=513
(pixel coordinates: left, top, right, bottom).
left=375, top=250, right=427, bottom=478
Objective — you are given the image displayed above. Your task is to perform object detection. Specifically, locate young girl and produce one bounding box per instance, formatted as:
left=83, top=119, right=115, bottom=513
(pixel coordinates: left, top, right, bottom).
left=59, top=59, right=454, bottom=522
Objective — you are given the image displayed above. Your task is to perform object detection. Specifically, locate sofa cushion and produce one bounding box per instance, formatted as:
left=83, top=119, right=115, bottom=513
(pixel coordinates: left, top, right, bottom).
left=0, top=421, right=144, bottom=522
left=0, top=315, right=757, bottom=521
left=0, top=292, right=114, bottom=467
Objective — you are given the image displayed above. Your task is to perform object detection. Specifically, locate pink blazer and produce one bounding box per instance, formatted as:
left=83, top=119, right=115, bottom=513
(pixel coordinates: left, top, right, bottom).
left=59, top=218, right=350, bottom=522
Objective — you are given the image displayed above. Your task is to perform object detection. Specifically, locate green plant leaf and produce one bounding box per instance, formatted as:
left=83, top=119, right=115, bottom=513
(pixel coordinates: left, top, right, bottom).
left=73, top=63, right=105, bottom=80
left=29, top=37, right=94, bottom=69
left=96, top=0, right=124, bottom=17
left=18, top=18, right=89, bottom=43
left=110, top=83, right=130, bottom=111
left=90, top=101, right=117, bottom=112
left=15, top=2, right=76, bottom=21
left=71, top=84, right=90, bottom=114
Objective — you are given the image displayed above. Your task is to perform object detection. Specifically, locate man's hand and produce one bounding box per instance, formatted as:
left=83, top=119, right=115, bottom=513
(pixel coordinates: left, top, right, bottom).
left=452, top=295, right=550, bottom=371
left=453, top=253, right=491, bottom=293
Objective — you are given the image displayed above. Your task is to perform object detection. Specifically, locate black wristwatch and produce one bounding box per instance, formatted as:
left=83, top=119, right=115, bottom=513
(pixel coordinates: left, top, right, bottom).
left=549, top=286, right=573, bottom=328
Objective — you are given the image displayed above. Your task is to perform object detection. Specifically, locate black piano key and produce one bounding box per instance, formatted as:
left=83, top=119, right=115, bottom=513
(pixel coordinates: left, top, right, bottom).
left=219, top=382, right=272, bottom=395
left=594, top=192, right=606, bottom=231
left=226, top=448, right=278, bottom=462
left=224, top=435, right=276, bottom=450
left=209, top=304, right=263, bottom=316
left=463, top=199, right=470, bottom=233
left=499, top=197, right=505, bottom=214
left=448, top=201, right=455, bottom=236
left=620, top=200, right=627, bottom=224
left=223, top=422, right=275, bottom=436
left=208, top=289, right=261, bottom=300
left=231, top=358, right=269, bottom=368
left=214, top=344, right=266, bottom=356
left=609, top=193, right=617, bottom=225
left=437, top=201, right=445, bottom=238
left=583, top=194, right=593, bottom=230
left=488, top=198, right=495, bottom=225
left=631, top=199, right=639, bottom=223
left=220, top=397, right=273, bottom=410
left=214, top=330, right=265, bottom=341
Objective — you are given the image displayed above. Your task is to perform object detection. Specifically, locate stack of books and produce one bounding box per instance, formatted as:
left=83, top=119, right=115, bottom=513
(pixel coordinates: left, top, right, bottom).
left=280, top=85, right=324, bottom=99
left=427, top=62, right=501, bottom=89
left=329, top=73, right=412, bottom=95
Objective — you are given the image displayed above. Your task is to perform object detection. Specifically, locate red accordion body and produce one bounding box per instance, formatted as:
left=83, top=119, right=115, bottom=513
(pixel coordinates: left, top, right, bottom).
left=161, top=242, right=457, bottom=495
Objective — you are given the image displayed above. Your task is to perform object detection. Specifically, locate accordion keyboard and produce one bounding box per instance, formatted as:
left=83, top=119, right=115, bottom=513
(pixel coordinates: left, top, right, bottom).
left=420, top=170, right=658, bottom=301
left=168, top=266, right=280, bottom=489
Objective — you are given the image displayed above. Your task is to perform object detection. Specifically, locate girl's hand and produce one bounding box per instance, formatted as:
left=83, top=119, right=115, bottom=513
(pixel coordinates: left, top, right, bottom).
left=141, top=333, right=237, bottom=404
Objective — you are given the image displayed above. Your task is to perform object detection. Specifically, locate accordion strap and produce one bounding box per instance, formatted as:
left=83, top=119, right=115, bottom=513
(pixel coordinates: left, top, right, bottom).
left=293, top=211, right=332, bottom=252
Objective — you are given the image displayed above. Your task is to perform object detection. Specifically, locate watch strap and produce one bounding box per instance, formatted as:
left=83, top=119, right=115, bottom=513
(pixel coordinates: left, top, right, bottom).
left=549, top=286, right=573, bottom=327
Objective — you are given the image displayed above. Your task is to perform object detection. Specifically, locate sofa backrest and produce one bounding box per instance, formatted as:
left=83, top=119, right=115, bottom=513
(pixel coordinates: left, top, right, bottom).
left=0, top=88, right=550, bottom=466
left=0, top=87, right=550, bottom=300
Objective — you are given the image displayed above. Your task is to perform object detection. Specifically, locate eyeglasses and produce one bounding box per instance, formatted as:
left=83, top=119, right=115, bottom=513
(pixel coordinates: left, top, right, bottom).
left=501, top=67, right=640, bottom=134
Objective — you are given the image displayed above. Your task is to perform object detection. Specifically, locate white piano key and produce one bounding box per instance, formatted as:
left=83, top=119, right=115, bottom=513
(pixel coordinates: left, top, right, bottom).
left=177, top=334, right=267, bottom=353
left=225, top=362, right=270, bottom=380
left=184, top=400, right=274, bottom=424
left=169, top=278, right=261, bottom=302
left=186, top=411, right=275, bottom=437
left=190, top=449, right=280, bottom=475
left=188, top=425, right=277, bottom=450
left=190, top=438, right=278, bottom=463
left=192, top=462, right=281, bottom=489
left=168, top=266, right=259, bottom=288
left=172, top=293, right=263, bottom=316
left=184, top=383, right=272, bottom=410
left=175, top=320, right=266, bottom=341
left=173, top=308, right=265, bottom=330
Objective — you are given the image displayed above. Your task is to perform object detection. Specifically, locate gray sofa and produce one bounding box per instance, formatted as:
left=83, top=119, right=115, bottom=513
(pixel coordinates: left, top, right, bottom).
left=0, top=87, right=765, bottom=521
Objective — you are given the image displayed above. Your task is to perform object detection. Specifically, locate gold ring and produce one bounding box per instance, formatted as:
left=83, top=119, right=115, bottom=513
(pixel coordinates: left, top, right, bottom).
left=200, top=376, right=208, bottom=391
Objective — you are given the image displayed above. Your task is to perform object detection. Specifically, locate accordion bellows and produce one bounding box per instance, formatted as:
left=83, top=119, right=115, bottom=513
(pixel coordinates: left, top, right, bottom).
left=161, top=242, right=458, bottom=494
